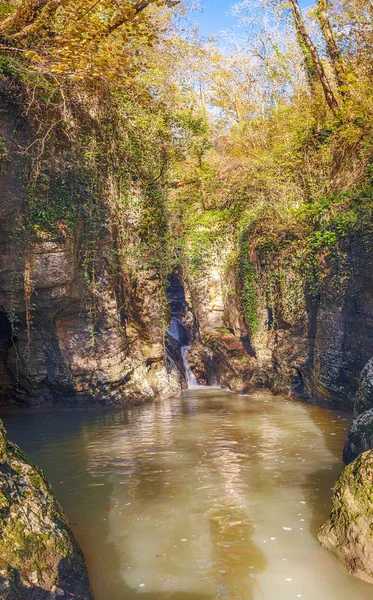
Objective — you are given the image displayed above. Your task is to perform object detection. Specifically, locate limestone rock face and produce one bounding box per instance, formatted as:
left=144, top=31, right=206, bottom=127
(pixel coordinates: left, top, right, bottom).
left=247, top=244, right=373, bottom=409
left=318, top=450, right=373, bottom=584
left=184, top=237, right=373, bottom=408
left=184, top=248, right=258, bottom=393
left=0, top=100, right=180, bottom=408
left=304, top=248, right=373, bottom=410
left=0, top=420, right=93, bottom=599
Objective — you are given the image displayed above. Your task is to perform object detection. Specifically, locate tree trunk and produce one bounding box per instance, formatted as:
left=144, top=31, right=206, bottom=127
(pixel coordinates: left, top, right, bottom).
left=106, top=1, right=179, bottom=36
left=289, top=0, right=339, bottom=113
left=316, top=0, right=345, bottom=91
left=106, top=1, right=154, bottom=36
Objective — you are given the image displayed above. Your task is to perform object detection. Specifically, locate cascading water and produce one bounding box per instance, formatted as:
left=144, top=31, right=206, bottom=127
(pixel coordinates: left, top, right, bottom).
left=181, top=345, right=199, bottom=388
left=168, top=316, right=183, bottom=343
left=167, top=306, right=201, bottom=389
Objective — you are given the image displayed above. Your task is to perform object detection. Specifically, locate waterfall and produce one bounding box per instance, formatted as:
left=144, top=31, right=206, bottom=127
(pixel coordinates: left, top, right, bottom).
left=181, top=346, right=199, bottom=388
left=168, top=317, right=183, bottom=342
left=167, top=316, right=201, bottom=389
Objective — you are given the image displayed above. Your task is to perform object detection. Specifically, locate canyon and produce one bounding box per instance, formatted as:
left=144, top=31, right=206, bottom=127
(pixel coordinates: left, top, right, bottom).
left=0, top=86, right=373, bottom=593
left=0, top=0, right=373, bottom=596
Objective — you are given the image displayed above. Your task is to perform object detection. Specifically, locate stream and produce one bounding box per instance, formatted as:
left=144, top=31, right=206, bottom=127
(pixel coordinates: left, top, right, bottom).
left=2, top=389, right=372, bottom=600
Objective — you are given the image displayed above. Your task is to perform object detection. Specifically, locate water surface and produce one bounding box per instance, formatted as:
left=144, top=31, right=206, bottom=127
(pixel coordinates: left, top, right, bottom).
left=3, top=389, right=372, bottom=600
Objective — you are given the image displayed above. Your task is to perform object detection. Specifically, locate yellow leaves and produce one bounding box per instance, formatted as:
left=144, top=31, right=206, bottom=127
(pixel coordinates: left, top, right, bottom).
left=24, top=50, right=43, bottom=63
left=0, top=0, right=182, bottom=93
left=50, top=63, right=70, bottom=74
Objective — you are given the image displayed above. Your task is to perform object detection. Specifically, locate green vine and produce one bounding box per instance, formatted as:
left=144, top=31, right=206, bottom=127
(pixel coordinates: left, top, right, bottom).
left=239, top=231, right=258, bottom=333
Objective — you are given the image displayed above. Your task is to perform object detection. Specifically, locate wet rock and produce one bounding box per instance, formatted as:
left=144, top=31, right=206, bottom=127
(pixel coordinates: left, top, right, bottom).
left=318, top=450, right=373, bottom=584
left=188, top=342, right=215, bottom=387
left=0, top=420, right=93, bottom=599
left=354, top=358, right=373, bottom=417
left=189, top=330, right=255, bottom=392
left=344, top=409, right=373, bottom=464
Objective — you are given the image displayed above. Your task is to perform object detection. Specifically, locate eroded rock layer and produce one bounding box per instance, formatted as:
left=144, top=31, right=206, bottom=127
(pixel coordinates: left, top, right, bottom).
left=182, top=241, right=373, bottom=407
left=0, top=98, right=180, bottom=408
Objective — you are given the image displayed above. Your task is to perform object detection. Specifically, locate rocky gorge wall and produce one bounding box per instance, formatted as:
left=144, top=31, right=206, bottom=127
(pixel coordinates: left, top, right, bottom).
left=1, top=91, right=372, bottom=417
left=182, top=240, right=373, bottom=415
left=0, top=99, right=181, bottom=409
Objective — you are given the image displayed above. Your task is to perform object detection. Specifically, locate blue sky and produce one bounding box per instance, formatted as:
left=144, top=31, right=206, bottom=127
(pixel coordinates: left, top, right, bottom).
left=196, top=0, right=315, bottom=37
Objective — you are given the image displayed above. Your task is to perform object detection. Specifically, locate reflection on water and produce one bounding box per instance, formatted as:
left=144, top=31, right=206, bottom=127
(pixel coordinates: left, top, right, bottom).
left=2, top=389, right=372, bottom=600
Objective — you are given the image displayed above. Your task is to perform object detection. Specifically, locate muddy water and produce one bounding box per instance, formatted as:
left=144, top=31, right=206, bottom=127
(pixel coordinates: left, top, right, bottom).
left=3, top=389, right=372, bottom=600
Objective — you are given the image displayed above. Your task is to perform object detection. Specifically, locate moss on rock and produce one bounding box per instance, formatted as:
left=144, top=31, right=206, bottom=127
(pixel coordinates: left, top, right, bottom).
left=318, top=450, right=373, bottom=584
left=0, top=420, right=93, bottom=599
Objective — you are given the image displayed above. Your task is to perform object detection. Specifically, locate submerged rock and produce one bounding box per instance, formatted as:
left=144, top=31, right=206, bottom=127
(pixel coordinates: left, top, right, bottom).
left=0, top=420, right=93, bottom=599
left=318, top=450, right=373, bottom=584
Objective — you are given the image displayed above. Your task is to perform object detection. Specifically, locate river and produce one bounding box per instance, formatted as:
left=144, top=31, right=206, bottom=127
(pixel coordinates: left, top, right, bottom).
left=2, top=389, right=372, bottom=600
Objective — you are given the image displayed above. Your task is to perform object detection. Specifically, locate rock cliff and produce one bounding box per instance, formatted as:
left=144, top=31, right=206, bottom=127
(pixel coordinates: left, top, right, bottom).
left=0, top=99, right=180, bottom=409
left=344, top=358, right=373, bottom=463
left=182, top=239, right=373, bottom=410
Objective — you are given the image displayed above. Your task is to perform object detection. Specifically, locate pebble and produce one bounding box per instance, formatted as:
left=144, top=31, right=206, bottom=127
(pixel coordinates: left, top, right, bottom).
left=283, top=527, right=292, bottom=531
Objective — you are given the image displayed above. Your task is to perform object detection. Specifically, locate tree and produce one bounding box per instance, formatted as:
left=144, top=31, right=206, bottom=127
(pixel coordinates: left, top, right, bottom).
left=288, top=0, right=339, bottom=112
left=0, top=1, right=180, bottom=42
left=315, top=0, right=345, bottom=92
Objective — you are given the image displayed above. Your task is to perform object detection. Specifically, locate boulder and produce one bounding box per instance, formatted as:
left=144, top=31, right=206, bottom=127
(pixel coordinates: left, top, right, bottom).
left=318, top=450, right=373, bottom=584
left=0, top=420, right=93, bottom=600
